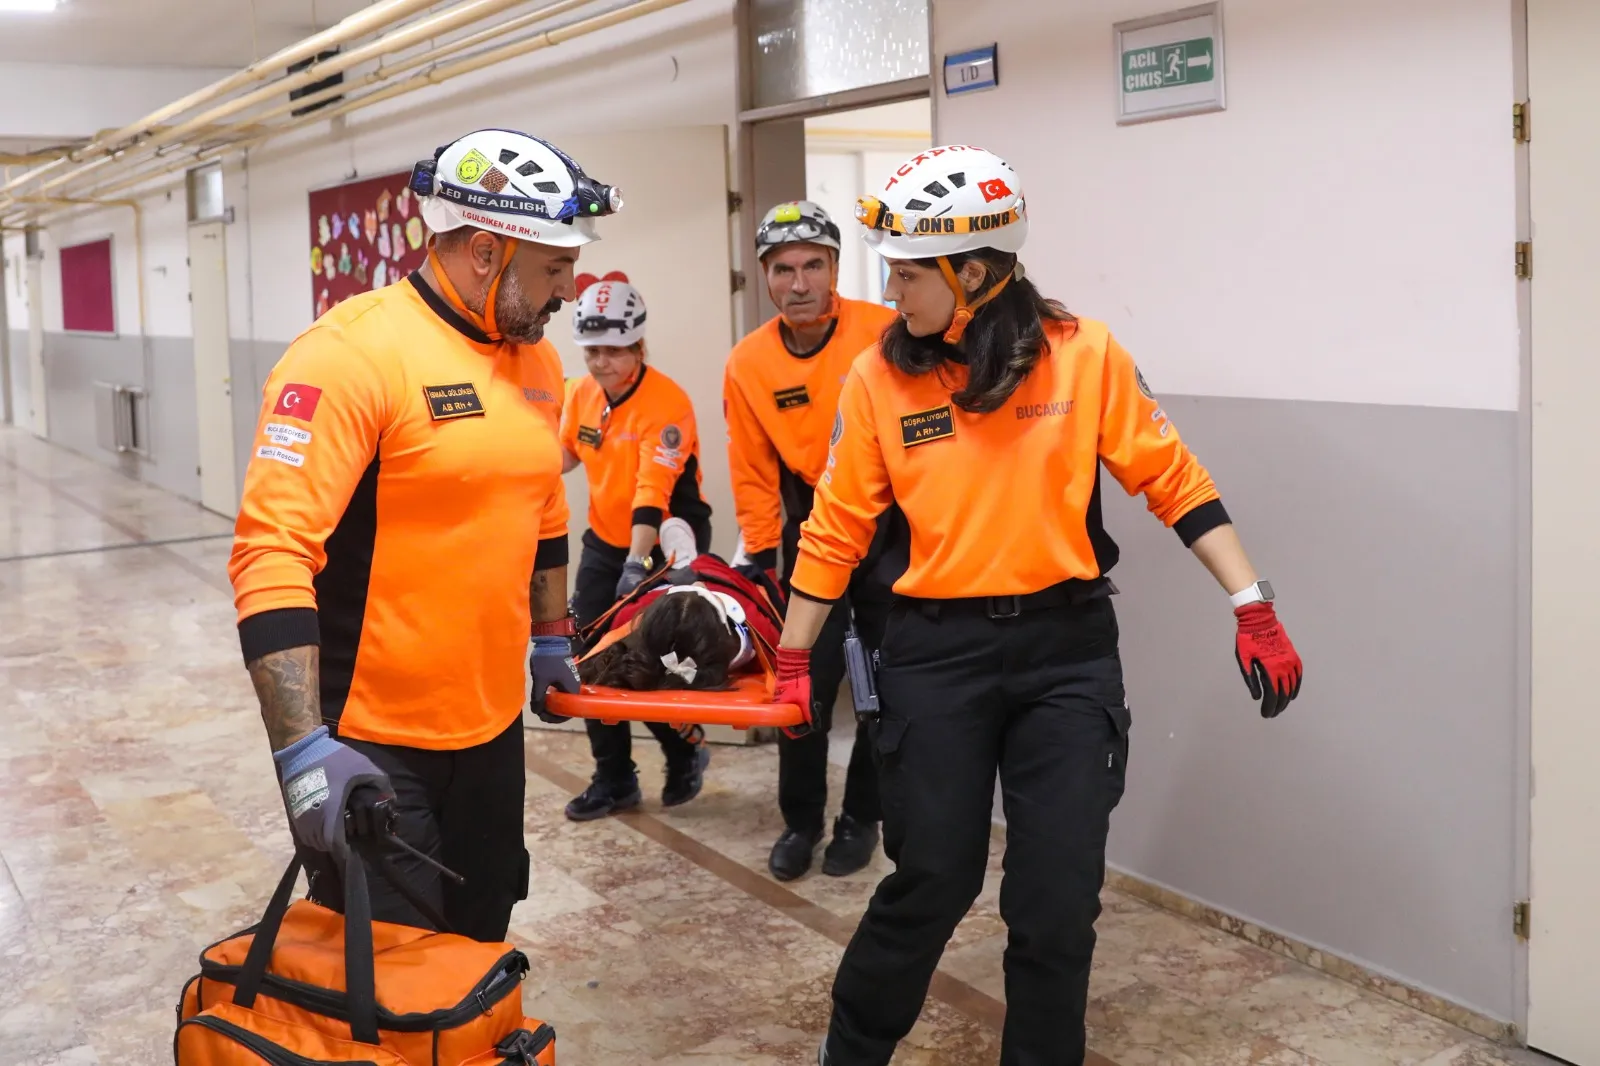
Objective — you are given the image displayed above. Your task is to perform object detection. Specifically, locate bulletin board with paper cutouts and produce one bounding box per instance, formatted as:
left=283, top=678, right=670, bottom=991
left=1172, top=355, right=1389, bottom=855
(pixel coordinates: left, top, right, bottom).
left=307, top=170, right=431, bottom=321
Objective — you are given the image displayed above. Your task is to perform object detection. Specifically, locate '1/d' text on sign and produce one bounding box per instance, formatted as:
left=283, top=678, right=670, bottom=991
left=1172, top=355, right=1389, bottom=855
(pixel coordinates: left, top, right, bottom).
left=1122, top=37, right=1215, bottom=93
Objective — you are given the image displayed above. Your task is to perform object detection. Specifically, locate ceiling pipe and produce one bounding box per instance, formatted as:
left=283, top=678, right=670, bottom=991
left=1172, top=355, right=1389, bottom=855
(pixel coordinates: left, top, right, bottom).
left=208, top=0, right=601, bottom=135
left=18, top=0, right=540, bottom=204
left=98, top=0, right=542, bottom=159
left=0, top=0, right=444, bottom=197
left=2, top=0, right=692, bottom=221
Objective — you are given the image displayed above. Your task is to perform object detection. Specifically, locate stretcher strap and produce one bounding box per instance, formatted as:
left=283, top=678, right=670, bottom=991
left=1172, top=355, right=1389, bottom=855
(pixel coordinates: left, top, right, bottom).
left=577, top=558, right=677, bottom=646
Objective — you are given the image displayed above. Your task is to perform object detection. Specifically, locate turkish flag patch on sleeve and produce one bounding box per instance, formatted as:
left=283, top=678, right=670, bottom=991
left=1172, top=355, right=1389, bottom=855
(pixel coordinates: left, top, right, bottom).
left=272, top=384, right=323, bottom=420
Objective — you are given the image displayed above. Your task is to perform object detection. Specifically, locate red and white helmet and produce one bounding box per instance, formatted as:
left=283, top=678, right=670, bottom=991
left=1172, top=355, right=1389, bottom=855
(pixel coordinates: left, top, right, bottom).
left=855, top=145, right=1027, bottom=260
left=410, top=128, right=621, bottom=248
left=572, top=272, right=647, bottom=348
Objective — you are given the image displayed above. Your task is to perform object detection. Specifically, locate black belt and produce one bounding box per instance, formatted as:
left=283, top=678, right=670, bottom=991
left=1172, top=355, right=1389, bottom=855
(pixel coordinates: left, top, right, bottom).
left=901, top=577, right=1116, bottom=620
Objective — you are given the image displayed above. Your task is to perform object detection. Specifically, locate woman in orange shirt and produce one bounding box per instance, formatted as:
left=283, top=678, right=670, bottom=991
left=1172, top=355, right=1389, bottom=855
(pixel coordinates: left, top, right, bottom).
left=771, top=147, right=1306, bottom=1066
left=558, top=274, right=715, bottom=821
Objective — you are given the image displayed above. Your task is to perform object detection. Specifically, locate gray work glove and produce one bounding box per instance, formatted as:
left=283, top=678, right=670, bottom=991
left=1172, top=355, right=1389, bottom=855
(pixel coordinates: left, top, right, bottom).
left=272, top=725, right=392, bottom=857
left=531, top=635, right=583, bottom=723
left=615, top=559, right=651, bottom=599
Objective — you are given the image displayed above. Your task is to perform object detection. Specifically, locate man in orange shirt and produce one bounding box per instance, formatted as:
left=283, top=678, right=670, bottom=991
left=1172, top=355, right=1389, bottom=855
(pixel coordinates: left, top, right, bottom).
left=229, top=129, right=621, bottom=940
left=723, top=201, right=899, bottom=881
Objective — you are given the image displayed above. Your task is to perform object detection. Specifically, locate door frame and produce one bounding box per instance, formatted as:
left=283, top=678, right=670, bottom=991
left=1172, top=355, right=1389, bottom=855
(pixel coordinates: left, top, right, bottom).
left=730, top=0, right=935, bottom=335
left=188, top=218, right=238, bottom=516
left=25, top=254, right=46, bottom=440
left=1510, top=0, right=1532, bottom=1040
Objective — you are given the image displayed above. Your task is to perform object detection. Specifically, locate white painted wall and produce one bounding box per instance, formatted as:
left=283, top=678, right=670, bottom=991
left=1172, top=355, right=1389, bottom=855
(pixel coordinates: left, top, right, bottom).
left=0, top=63, right=236, bottom=139
left=933, top=0, right=1519, bottom=413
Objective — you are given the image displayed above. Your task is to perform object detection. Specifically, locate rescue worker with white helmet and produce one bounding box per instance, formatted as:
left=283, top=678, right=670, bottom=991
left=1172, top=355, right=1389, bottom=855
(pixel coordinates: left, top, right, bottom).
left=230, top=128, right=619, bottom=940
left=767, top=146, right=1306, bottom=1064
left=556, top=272, right=716, bottom=820
left=723, top=200, right=901, bottom=882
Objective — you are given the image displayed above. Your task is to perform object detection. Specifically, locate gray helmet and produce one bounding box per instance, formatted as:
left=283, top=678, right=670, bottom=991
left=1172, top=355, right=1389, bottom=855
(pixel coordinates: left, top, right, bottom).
left=755, top=200, right=841, bottom=261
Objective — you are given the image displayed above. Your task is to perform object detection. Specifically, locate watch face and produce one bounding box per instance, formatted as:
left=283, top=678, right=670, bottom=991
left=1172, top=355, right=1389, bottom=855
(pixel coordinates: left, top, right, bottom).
left=1257, top=579, right=1275, bottom=601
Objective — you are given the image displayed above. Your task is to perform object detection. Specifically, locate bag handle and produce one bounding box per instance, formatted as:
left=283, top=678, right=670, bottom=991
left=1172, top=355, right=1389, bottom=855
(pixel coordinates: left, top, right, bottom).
left=231, top=850, right=382, bottom=1046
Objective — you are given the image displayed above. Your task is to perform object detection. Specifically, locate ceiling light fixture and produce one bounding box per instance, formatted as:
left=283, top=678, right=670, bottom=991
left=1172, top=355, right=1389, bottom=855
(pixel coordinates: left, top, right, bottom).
left=0, top=0, right=60, bottom=11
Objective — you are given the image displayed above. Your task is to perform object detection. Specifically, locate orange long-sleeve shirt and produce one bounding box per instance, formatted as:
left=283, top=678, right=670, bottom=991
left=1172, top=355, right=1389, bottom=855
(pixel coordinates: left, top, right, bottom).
left=229, top=273, right=570, bottom=750
left=560, top=365, right=711, bottom=549
left=791, top=317, right=1226, bottom=601
left=722, top=298, right=898, bottom=557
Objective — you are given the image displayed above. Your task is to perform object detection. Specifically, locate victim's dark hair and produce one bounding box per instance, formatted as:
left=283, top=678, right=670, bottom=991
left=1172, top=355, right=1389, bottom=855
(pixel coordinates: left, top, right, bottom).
left=878, top=249, right=1075, bottom=414
left=579, top=592, right=739, bottom=691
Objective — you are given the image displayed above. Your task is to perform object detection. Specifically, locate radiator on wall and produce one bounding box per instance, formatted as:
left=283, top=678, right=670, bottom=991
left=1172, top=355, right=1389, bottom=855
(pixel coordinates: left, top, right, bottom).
left=93, top=381, right=149, bottom=458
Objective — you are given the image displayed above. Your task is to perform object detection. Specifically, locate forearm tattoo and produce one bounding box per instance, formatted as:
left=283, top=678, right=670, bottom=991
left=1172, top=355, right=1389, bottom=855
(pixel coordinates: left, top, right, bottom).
left=247, top=645, right=323, bottom=750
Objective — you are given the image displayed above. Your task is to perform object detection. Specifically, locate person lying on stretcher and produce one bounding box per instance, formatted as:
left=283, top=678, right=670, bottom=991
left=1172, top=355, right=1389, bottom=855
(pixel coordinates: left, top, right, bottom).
left=579, top=551, right=785, bottom=692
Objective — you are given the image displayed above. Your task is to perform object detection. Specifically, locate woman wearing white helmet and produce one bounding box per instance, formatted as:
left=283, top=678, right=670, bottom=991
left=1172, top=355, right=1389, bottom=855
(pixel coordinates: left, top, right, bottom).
left=556, top=272, right=717, bottom=821
left=768, top=145, right=1306, bottom=1065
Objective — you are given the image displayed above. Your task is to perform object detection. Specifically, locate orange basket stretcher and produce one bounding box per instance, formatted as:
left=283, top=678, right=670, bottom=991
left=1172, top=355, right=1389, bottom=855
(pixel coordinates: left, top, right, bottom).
left=542, top=562, right=803, bottom=730
left=543, top=676, right=803, bottom=730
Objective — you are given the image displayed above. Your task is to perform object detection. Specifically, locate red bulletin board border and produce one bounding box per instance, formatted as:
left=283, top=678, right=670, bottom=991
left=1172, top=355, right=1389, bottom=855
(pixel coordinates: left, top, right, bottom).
left=307, top=170, right=431, bottom=323
left=60, top=237, right=116, bottom=334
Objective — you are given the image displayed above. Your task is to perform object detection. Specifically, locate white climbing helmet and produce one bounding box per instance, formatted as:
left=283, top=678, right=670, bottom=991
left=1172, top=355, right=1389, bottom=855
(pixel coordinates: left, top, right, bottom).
left=410, top=128, right=622, bottom=248
left=755, top=200, right=841, bottom=261
left=855, top=145, right=1027, bottom=260
left=572, top=273, right=647, bottom=348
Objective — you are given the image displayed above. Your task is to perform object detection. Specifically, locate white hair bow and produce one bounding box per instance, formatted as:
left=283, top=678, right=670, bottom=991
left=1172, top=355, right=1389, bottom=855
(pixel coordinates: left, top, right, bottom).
left=660, top=652, right=698, bottom=684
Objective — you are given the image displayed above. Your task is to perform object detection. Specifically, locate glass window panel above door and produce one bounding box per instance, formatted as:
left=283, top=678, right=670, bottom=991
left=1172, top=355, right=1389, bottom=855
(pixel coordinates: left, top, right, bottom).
left=750, top=0, right=929, bottom=108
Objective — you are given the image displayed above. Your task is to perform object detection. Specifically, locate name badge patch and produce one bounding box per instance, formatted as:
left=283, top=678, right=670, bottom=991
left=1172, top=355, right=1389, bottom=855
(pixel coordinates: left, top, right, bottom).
left=577, top=425, right=603, bottom=448
left=900, top=405, right=955, bottom=448
left=424, top=382, right=484, bottom=420
left=774, top=385, right=811, bottom=411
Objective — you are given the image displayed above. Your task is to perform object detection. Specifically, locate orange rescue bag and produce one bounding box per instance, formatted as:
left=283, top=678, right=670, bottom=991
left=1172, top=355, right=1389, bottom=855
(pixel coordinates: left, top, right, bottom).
left=175, top=854, right=555, bottom=1065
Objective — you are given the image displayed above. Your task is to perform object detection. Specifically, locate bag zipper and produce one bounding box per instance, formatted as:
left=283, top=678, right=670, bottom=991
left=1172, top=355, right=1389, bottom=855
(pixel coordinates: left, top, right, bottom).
left=201, top=950, right=529, bottom=1032
left=177, top=1014, right=382, bottom=1066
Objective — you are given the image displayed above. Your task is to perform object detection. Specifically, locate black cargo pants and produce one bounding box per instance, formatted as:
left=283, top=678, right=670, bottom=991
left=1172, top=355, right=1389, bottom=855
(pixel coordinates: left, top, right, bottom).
left=777, top=510, right=894, bottom=836
left=301, top=716, right=529, bottom=943
left=826, top=593, right=1131, bottom=1066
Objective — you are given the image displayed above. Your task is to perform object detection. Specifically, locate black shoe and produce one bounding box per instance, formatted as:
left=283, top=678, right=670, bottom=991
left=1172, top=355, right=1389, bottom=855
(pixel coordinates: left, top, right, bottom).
left=662, top=744, right=711, bottom=807
left=768, top=826, right=824, bottom=882
left=564, top=779, right=642, bottom=822
left=822, top=813, right=880, bottom=877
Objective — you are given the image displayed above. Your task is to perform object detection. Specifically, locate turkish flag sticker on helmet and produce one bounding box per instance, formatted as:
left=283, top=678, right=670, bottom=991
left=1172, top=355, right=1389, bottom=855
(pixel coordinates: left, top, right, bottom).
left=978, top=178, right=1013, bottom=203
left=272, top=384, right=323, bottom=421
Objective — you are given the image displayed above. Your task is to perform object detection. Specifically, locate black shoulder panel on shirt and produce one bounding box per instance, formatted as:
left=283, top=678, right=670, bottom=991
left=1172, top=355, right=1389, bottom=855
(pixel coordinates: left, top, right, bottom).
left=313, top=457, right=381, bottom=725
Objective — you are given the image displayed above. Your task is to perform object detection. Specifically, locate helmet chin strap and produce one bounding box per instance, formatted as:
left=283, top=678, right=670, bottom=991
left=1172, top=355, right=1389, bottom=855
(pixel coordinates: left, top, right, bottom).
left=936, top=255, right=1012, bottom=345
left=427, top=235, right=520, bottom=342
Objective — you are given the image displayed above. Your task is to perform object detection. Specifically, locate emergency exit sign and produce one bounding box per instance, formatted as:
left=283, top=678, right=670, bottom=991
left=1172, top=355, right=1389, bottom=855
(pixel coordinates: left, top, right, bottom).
left=1122, top=38, right=1215, bottom=92
left=1114, top=3, right=1227, bottom=125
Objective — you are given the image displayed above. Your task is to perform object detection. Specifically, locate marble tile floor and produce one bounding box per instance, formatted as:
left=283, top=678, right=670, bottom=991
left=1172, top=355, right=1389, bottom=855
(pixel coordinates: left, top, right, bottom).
left=0, top=427, right=1557, bottom=1066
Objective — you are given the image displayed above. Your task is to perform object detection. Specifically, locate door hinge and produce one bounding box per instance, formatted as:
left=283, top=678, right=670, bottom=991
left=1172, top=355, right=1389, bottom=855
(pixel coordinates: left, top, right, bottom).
left=1513, top=900, right=1530, bottom=940
left=731, top=270, right=746, bottom=294
left=1515, top=241, right=1533, bottom=279
left=728, top=190, right=743, bottom=215
left=1513, top=101, right=1529, bottom=144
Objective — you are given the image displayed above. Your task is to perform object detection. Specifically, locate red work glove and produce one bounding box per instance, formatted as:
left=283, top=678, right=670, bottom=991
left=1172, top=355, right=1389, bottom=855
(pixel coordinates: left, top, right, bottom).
left=774, top=647, right=813, bottom=739
left=1235, top=603, right=1302, bottom=719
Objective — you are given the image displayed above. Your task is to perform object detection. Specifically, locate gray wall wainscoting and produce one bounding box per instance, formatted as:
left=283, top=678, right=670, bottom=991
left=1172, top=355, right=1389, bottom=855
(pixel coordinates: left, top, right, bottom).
left=1095, top=394, right=1517, bottom=1024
